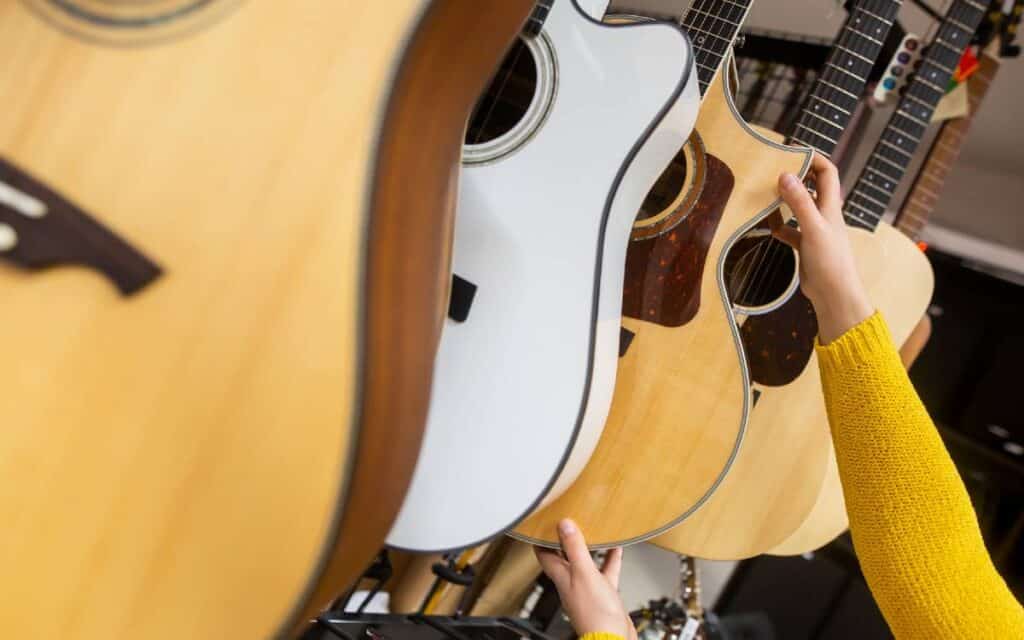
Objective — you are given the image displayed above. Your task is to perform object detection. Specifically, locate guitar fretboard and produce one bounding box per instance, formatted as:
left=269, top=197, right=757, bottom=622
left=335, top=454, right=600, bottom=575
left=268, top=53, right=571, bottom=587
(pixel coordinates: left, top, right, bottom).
left=896, top=53, right=999, bottom=240
left=844, top=0, right=988, bottom=230
left=790, top=0, right=902, bottom=156
left=680, top=0, right=753, bottom=96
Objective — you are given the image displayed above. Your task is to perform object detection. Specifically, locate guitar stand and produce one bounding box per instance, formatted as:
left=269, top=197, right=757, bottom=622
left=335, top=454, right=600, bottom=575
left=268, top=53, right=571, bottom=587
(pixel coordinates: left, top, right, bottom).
left=416, top=554, right=477, bottom=615
left=306, top=613, right=558, bottom=640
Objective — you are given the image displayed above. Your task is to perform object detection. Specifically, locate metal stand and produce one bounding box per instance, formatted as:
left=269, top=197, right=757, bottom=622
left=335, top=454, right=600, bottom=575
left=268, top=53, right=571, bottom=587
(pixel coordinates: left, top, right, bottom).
left=303, top=613, right=558, bottom=640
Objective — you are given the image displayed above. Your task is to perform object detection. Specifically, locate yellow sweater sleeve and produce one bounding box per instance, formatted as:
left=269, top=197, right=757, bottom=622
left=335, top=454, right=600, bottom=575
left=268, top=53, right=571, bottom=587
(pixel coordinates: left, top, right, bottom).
left=816, top=312, right=1024, bottom=639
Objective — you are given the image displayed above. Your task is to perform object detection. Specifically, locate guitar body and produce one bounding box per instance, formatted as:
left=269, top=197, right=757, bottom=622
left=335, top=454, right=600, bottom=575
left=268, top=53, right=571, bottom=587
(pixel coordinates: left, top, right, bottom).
left=0, top=1, right=531, bottom=638
left=387, top=0, right=700, bottom=552
left=767, top=223, right=934, bottom=556
left=512, top=65, right=812, bottom=547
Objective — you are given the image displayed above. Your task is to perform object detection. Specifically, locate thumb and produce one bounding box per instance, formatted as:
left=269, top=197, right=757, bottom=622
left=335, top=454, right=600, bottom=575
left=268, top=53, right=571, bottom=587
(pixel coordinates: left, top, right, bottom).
left=557, top=519, right=595, bottom=571
left=778, top=173, right=824, bottom=232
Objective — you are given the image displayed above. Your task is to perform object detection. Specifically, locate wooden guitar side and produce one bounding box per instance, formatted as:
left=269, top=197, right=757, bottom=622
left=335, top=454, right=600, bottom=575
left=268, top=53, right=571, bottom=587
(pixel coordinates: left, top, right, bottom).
left=292, top=1, right=533, bottom=628
left=646, top=127, right=830, bottom=559
left=769, top=225, right=934, bottom=556
left=0, top=2, right=529, bottom=638
left=512, top=68, right=812, bottom=547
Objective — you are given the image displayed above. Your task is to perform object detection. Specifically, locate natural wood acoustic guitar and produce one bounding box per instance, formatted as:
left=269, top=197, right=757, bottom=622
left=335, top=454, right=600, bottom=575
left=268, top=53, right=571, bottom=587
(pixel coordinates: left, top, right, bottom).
left=513, top=0, right=815, bottom=548
left=644, top=0, right=907, bottom=559
left=771, top=46, right=1005, bottom=557
left=0, top=2, right=531, bottom=638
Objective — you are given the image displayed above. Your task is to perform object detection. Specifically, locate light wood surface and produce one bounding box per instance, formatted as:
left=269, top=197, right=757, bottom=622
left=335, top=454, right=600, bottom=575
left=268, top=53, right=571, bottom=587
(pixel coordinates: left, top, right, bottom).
left=0, top=2, right=488, bottom=637
left=769, top=227, right=934, bottom=556
left=645, top=127, right=829, bottom=559
left=512, top=67, right=812, bottom=547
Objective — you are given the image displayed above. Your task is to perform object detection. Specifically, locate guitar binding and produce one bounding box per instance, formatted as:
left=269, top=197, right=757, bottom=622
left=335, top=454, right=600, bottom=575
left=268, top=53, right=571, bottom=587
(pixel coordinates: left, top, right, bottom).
left=21, top=0, right=242, bottom=45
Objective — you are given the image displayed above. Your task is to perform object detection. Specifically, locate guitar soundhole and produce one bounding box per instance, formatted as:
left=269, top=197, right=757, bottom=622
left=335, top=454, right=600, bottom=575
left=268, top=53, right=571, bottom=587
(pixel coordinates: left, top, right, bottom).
left=463, top=34, right=555, bottom=164
left=22, top=0, right=240, bottom=44
left=637, top=150, right=688, bottom=221
left=724, top=232, right=798, bottom=310
left=466, top=38, right=537, bottom=145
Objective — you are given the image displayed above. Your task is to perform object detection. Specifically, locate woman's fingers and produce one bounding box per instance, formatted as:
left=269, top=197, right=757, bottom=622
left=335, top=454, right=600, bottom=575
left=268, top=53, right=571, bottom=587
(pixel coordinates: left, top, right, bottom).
left=771, top=223, right=802, bottom=250
left=809, top=153, right=842, bottom=222
left=535, top=546, right=570, bottom=587
left=557, top=519, right=594, bottom=570
left=601, top=547, right=624, bottom=589
left=779, top=173, right=823, bottom=230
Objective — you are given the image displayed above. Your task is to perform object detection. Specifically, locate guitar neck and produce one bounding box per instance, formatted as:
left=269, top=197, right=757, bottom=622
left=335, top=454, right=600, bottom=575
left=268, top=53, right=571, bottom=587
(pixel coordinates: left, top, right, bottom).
left=680, top=0, right=754, bottom=96
left=896, top=52, right=1000, bottom=240
left=789, top=0, right=903, bottom=156
left=844, top=0, right=988, bottom=231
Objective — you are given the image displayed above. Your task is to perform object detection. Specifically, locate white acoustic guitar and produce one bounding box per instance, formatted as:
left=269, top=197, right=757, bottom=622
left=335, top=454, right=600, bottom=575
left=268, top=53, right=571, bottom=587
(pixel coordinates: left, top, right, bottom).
left=387, top=0, right=700, bottom=551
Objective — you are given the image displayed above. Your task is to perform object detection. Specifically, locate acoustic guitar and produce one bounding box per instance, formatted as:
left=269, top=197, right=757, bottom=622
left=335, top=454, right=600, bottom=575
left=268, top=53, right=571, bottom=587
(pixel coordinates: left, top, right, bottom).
left=387, top=0, right=701, bottom=552
left=0, top=2, right=531, bottom=638
left=645, top=0, right=905, bottom=559
left=772, top=45, right=1006, bottom=557
left=514, top=0, right=815, bottom=548
left=658, top=0, right=989, bottom=561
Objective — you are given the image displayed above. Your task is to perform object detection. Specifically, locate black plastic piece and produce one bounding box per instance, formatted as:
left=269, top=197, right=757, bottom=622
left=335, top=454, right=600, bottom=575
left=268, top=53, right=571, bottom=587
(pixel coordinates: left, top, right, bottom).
left=448, top=274, right=478, bottom=322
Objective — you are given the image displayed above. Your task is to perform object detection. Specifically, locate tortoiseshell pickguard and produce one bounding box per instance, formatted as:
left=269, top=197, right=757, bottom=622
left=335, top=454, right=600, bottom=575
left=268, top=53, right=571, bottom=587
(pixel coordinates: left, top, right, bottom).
left=741, top=288, right=818, bottom=386
left=622, top=154, right=733, bottom=327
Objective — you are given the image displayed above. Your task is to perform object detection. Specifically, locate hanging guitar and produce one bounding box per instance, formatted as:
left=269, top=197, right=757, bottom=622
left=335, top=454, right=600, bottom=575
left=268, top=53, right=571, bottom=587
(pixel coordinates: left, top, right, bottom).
left=0, top=2, right=533, bottom=638
left=387, top=0, right=701, bottom=552
left=652, top=0, right=909, bottom=560
left=514, top=0, right=815, bottom=547
left=773, top=4, right=1018, bottom=557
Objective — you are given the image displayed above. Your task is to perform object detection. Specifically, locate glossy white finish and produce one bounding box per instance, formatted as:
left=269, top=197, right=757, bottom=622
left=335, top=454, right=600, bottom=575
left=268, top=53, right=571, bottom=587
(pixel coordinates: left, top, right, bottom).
left=387, top=0, right=699, bottom=552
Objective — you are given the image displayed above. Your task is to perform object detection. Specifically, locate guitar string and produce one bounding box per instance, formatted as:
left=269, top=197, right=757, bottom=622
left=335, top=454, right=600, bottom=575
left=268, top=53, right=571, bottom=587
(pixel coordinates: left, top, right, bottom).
left=736, top=2, right=880, bottom=306
left=736, top=0, right=901, bottom=308
left=743, top=0, right=974, bottom=308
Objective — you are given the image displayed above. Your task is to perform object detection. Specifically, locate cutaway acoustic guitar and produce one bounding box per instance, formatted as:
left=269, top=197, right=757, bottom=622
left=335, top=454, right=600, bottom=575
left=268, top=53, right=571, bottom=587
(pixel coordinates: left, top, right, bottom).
left=513, top=0, right=815, bottom=548
left=648, top=0, right=906, bottom=559
left=772, top=45, right=1005, bottom=557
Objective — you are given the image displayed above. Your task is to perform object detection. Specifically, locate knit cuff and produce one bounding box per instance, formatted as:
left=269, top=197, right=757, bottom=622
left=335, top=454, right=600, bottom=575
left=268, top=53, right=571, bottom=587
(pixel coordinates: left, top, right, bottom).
left=578, top=633, right=625, bottom=640
left=815, top=311, right=895, bottom=377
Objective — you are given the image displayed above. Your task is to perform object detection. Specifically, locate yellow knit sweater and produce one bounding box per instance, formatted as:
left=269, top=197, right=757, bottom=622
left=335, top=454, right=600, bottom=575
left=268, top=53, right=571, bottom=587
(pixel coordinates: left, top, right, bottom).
left=815, top=312, right=1024, bottom=639
left=581, top=313, right=1022, bottom=640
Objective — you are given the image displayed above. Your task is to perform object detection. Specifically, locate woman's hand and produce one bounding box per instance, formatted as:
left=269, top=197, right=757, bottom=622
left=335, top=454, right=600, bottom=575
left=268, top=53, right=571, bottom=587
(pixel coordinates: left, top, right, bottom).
left=772, top=153, right=874, bottom=344
left=535, top=519, right=636, bottom=640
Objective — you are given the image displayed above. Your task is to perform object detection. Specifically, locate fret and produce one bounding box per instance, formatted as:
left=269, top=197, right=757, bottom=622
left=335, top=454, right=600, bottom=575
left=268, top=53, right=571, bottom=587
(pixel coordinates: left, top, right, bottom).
left=963, top=0, right=986, bottom=10
left=794, top=123, right=839, bottom=147
left=687, top=8, right=743, bottom=31
left=888, top=124, right=922, bottom=142
left=845, top=200, right=883, bottom=221
left=826, top=61, right=865, bottom=81
left=945, top=15, right=975, bottom=32
left=929, top=156, right=954, bottom=172
left=833, top=44, right=873, bottom=64
left=847, top=195, right=884, bottom=218
left=818, top=78, right=859, bottom=100
left=903, top=92, right=933, bottom=111
left=866, top=163, right=900, bottom=184
left=852, top=188, right=889, bottom=210
left=880, top=139, right=913, bottom=159
left=848, top=27, right=884, bottom=45
left=897, top=109, right=929, bottom=128
left=860, top=179, right=894, bottom=200
left=688, top=27, right=733, bottom=44
left=933, top=37, right=963, bottom=54
left=854, top=6, right=896, bottom=25
left=872, top=153, right=907, bottom=173
left=808, top=94, right=852, bottom=117
left=863, top=168, right=897, bottom=192
left=801, top=108, right=845, bottom=131
left=916, top=77, right=947, bottom=94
